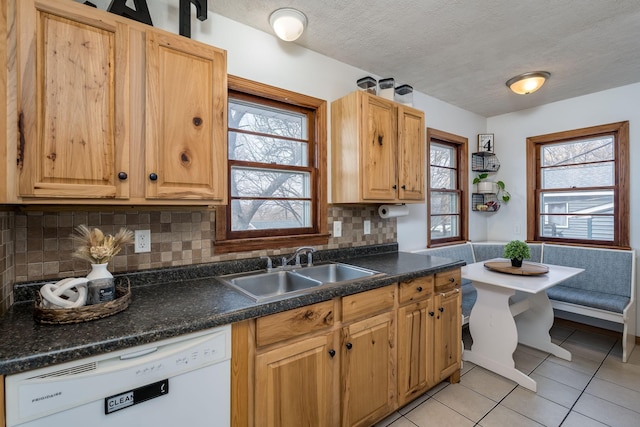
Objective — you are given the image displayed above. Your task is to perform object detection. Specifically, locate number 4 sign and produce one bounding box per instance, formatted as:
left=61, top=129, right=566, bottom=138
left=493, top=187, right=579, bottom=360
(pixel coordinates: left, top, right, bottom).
left=478, top=134, right=494, bottom=153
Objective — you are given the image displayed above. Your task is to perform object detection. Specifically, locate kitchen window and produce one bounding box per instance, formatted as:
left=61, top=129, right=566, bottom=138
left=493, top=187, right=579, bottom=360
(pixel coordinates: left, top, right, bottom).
left=427, top=128, right=468, bottom=246
left=215, top=76, right=328, bottom=253
left=526, top=121, right=629, bottom=248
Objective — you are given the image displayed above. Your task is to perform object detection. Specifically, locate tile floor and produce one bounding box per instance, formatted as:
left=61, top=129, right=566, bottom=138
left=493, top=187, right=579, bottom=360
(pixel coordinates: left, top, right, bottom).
left=376, top=321, right=640, bottom=427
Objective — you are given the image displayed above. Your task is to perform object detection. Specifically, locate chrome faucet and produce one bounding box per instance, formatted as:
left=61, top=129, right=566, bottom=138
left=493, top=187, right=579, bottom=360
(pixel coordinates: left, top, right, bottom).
left=281, top=246, right=316, bottom=268
left=260, top=256, right=273, bottom=272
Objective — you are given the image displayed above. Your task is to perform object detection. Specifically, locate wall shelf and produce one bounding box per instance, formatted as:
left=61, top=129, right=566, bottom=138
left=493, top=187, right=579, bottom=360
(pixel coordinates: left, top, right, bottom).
left=472, top=152, right=500, bottom=172
left=472, top=193, right=500, bottom=212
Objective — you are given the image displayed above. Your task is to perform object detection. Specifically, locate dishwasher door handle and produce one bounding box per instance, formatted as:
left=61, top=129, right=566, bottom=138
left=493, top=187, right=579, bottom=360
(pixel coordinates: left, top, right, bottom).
left=120, top=347, right=158, bottom=360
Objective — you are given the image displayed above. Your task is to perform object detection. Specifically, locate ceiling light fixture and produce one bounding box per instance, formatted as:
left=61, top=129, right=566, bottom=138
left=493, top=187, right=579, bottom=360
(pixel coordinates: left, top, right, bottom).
left=506, top=71, right=551, bottom=95
left=269, top=8, right=307, bottom=42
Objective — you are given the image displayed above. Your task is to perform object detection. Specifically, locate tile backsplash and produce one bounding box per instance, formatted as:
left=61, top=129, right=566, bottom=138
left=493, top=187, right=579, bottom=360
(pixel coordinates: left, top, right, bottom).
left=6, top=205, right=396, bottom=298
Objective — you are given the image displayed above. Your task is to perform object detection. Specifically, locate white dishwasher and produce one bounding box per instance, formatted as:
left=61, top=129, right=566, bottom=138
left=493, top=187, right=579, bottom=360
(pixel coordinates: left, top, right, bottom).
left=5, top=325, right=231, bottom=427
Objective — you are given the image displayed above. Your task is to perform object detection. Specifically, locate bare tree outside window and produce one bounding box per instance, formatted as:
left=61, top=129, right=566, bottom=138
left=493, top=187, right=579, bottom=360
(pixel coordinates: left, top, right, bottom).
left=228, top=97, right=314, bottom=234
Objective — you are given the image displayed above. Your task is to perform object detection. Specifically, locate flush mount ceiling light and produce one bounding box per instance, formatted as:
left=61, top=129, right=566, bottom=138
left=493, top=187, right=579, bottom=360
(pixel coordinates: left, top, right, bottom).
left=269, top=8, right=307, bottom=41
left=506, top=71, right=551, bottom=95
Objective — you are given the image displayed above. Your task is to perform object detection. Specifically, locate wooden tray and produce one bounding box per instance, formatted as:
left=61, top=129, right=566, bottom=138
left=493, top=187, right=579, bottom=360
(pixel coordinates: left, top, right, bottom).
left=483, top=261, right=549, bottom=276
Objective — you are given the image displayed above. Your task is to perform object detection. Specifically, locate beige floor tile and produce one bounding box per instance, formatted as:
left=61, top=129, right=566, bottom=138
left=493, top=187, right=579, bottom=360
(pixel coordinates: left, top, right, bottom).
left=532, top=359, right=592, bottom=390
left=573, top=392, right=640, bottom=427
left=565, top=330, right=617, bottom=353
left=501, top=387, right=570, bottom=426
left=585, top=377, right=640, bottom=413
left=596, top=356, right=640, bottom=393
left=425, top=380, right=449, bottom=396
left=560, top=411, right=609, bottom=427
left=387, top=417, right=419, bottom=427
left=477, top=404, right=544, bottom=427
left=432, top=383, right=497, bottom=422
left=404, top=398, right=475, bottom=427
left=514, top=346, right=546, bottom=374
left=550, top=324, right=574, bottom=341
left=528, top=372, right=581, bottom=408
left=398, top=391, right=433, bottom=416
left=560, top=340, right=609, bottom=364
left=459, top=367, right=516, bottom=402
left=374, top=411, right=403, bottom=427
left=547, top=349, right=603, bottom=376
left=516, top=342, right=551, bottom=359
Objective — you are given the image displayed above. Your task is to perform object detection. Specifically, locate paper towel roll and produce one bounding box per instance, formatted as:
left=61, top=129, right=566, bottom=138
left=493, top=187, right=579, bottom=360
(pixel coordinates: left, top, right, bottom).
left=378, top=204, right=409, bottom=218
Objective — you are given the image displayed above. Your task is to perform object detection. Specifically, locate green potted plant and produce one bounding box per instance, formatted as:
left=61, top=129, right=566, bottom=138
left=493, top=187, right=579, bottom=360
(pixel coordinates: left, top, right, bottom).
left=473, top=173, right=511, bottom=202
left=503, top=240, right=530, bottom=267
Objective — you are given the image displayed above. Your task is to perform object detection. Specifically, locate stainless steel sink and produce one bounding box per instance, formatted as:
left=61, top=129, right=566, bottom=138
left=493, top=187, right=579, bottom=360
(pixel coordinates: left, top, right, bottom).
left=218, top=263, right=382, bottom=302
left=293, top=263, right=379, bottom=283
left=219, top=270, right=322, bottom=302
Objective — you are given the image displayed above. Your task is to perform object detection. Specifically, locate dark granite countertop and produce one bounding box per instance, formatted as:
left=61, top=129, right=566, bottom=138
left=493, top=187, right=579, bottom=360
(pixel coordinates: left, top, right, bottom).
left=0, top=247, right=463, bottom=375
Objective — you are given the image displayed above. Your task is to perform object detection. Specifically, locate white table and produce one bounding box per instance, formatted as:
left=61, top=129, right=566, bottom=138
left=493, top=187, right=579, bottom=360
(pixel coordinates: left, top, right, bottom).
left=462, top=259, right=584, bottom=392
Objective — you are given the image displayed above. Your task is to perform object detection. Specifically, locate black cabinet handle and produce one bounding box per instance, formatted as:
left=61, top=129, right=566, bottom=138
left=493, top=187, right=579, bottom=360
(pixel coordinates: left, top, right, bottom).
left=345, top=342, right=353, bottom=350
left=392, top=184, right=397, bottom=189
left=438, top=307, right=444, bottom=313
left=378, top=135, right=383, bottom=145
left=149, top=173, right=158, bottom=181
left=429, top=311, right=435, bottom=317
left=118, top=172, right=128, bottom=180
left=328, top=349, right=336, bottom=358
left=417, top=286, right=423, bottom=292
left=449, top=277, right=455, bottom=283
left=401, top=185, right=406, bottom=190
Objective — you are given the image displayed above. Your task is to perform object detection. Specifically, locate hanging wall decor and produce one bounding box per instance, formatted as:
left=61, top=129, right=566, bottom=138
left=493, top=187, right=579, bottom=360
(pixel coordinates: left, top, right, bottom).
left=107, top=0, right=153, bottom=26
left=180, top=0, right=208, bottom=38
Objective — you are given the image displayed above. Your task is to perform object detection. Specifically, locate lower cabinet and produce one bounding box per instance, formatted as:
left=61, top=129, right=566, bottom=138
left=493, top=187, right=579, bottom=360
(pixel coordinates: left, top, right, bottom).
left=341, top=311, right=395, bottom=427
left=255, top=332, right=337, bottom=427
left=231, top=270, right=462, bottom=427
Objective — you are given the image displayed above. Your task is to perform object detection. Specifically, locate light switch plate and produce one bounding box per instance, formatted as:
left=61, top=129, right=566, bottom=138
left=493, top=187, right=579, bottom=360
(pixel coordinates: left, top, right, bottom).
left=333, top=221, right=342, bottom=238
left=364, top=220, right=371, bottom=235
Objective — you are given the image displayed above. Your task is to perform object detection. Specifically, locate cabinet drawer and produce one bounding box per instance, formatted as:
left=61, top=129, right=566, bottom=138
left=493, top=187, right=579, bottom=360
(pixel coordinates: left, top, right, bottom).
left=256, top=300, right=335, bottom=347
left=398, top=276, right=434, bottom=304
left=435, top=269, right=461, bottom=292
left=342, top=285, right=395, bottom=323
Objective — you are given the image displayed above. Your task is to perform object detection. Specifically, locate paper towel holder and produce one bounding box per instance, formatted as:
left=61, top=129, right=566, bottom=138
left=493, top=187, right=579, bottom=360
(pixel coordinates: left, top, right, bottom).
left=378, top=203, right=409, bottom=219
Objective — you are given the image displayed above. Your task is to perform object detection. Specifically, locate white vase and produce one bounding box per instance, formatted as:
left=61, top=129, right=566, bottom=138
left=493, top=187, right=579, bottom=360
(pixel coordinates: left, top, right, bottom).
left=86, top=263, right=115, bottom=304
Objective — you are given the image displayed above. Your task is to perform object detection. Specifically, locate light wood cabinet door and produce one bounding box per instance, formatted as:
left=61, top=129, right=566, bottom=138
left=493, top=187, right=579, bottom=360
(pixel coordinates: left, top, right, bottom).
left=397, top=105, right=425, bottom=201
left=361, top=95, right=397, bottom=201
left=341, top=311, right=396, bottom=427
left=255, top=332, right=337, bottom=427
left=397, top=298, right=434, bottom=406
left=17, top=0, right=129, bottom=199
left=145, top=30, right=227, bottom=201
left=434, top=287, right=462, bottom=382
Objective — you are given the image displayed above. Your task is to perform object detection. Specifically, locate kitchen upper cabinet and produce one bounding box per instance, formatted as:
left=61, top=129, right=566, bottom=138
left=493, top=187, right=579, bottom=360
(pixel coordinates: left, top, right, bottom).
left=11, top=0, right=227, bottom=205
left=145, top=30, right=227, bottom=202
left=17, top=0, right=130, bottom=200
left=331, top=91, right=425, bottom=203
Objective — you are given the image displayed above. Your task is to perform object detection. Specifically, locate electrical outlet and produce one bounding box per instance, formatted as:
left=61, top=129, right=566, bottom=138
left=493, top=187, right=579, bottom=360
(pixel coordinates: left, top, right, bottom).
left=333, top=221, right=342, bottom=238
left=364, top=220, right=371, bottom=235
left=134, top=229, right=151, bottom=253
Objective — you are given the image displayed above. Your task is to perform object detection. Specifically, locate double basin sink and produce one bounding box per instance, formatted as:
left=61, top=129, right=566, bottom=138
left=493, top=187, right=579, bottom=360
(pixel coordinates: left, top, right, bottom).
left=218, top=263, right=383, bottom=302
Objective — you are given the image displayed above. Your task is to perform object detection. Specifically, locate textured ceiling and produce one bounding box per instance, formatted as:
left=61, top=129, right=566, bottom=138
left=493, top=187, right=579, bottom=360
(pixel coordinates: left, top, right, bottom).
left=209, top=0, right=640, bottom=117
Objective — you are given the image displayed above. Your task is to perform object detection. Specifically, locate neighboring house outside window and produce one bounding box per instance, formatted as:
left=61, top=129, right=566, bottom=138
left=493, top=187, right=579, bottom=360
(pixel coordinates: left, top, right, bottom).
left=526, top=121, right=629, bottom=248
left=427, top=128, right=468, bottom=246
left=215, top=77, right=328, bottom=253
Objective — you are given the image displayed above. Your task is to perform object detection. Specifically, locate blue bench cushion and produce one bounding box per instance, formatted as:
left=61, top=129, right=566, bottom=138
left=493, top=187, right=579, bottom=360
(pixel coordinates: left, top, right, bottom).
left=542, top=245, right=633, bottom=298
left=461, top=283, right=476, bottom=319
left=547, top=285, right=630, bottom=313
left=417, top=244, right=475, bottom=265
left=472, top=243, right=543, bottom=263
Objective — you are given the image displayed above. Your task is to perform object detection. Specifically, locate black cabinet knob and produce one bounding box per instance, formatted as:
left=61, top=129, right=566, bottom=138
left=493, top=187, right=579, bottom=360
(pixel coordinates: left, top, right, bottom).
left=417, top=286, right=423, bottom=292
left=392, top=184, right=397, bottom=189
left=401, top=185, right=406, bottom=190
left=438, top=307, right=444, bottom=312
left=149, top=173, right=158, bottom=181
left=429, top=311, right=435, bottom=316
left=345, top=342, right=353, bottom=350
left=449, top=277, right=455, bottom=283
left=117, top=172, right=128, bottom=180
left=328, top=349, right=336, bottom=358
